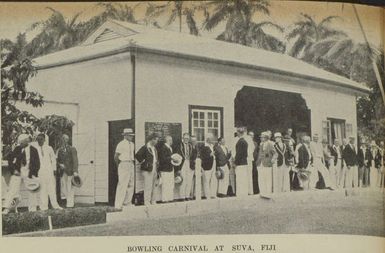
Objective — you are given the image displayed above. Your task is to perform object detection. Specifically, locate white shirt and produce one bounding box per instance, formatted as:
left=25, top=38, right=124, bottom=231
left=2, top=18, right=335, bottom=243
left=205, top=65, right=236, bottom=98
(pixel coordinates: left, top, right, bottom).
left=116, top=139, right=135, bottom=161
left=36, top=144, right=57, bottom=172
left=333, top=145, right=342, bottom=159
left=165, top=143, right=173, bottom=152
left=245, top=136, right=255, bottom=159
left=147, top=143, right=158, bottom=167
left=23, top=145, right=31, bottom=167
left=310, top=141, right=323, bottom=158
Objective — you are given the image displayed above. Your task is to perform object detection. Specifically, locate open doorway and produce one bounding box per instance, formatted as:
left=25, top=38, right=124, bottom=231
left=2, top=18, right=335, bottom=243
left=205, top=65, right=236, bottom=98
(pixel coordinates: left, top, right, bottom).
left=234, top=86, right=311, bottom=142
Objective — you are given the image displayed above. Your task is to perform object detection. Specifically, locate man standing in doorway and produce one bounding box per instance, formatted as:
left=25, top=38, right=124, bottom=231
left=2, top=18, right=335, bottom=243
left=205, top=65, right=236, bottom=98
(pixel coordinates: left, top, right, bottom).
left=111, top=128, right=135, bottom=210
left=246, top=131, right=256, bottom=195
left=175, top=133, right=194, bottom=201
left=234, top=127, right=248, bottom=197
left=135, top=133, right=159, bottom=206
left=35, top=134, right=62, bottom=210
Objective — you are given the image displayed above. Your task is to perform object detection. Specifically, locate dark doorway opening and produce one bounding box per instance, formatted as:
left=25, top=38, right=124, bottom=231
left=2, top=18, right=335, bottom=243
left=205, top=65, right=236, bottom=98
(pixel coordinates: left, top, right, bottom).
left=108, top=119, right=134, bottom=206
left=235, top=86, right=311, bottom=140
left=235, top=86, right=311, bottom=193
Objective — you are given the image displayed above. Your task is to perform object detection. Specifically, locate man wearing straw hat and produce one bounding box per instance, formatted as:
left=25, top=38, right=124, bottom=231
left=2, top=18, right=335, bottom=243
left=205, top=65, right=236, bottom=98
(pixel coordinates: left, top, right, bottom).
left=57, top=134, right=79, bottom=208
left=3, top=134, right=40, bottom=214
left=113, top=128, right=135, bottom=209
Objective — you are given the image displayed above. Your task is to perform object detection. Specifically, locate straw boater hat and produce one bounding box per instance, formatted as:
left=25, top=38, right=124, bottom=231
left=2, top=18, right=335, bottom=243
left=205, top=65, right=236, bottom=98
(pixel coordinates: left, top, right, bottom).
left=171, top=153, right=183, bottom=166
left=122, top=128, right=135, bottom=135
left=71, top=175, right=83, bottom=188
left=215, top=167, right=225, bottom=180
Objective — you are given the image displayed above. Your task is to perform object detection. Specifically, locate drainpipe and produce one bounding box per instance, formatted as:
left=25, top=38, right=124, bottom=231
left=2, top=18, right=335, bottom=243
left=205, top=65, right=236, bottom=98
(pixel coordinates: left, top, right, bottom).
left=131, top=50, right=137, bottom=196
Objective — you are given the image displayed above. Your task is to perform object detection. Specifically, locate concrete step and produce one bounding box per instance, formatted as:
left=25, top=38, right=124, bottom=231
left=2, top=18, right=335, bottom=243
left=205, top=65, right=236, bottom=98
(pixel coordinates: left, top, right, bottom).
left=106, top=188, right=384, bottom=223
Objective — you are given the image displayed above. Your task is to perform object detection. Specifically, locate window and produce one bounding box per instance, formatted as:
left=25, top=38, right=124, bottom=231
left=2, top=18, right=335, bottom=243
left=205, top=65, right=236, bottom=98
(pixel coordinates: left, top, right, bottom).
left=324, top=118, right=348, bottom=145
left=189, top=106, right=223, bottom=147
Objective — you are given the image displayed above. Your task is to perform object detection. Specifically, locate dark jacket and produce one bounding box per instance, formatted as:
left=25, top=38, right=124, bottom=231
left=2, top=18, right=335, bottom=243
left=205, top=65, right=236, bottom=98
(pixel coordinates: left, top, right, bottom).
left=274, top=142, right=293, bottom=167
left=297, top=144, right=312, bottom=169
left=175, top=142, right=193, bottom=172
left=8, top=145, right=40, bottom=178
left=158, top=144, right=173, bottom=172
left=235, top=137, right=248, bottom=166
left=200, top=145, right=214, bottom=170
left=369, top=148, right=382, bottom=168
left=57, top=145, right=79, bottom=176
left=135, top=145, right=158, bottom=172
left=189, top=145, right=198, bottom=170
left=343, top=144, right=358, bottom=167
left=330, top=145, right=343, bottom=166
left=214, top=144, right=231, bottom=167
left=357, top=147, right=371, bottom=168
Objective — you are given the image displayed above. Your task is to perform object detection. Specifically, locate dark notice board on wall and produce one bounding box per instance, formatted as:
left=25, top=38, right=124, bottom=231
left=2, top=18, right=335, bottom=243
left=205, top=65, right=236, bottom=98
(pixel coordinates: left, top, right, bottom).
left=145, top=122, right=182, bottom=148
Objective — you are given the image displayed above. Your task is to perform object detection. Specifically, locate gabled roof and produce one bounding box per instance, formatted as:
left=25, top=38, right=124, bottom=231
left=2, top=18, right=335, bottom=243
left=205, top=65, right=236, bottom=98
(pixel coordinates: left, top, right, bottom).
left=33, top=19, right=369, bottom=94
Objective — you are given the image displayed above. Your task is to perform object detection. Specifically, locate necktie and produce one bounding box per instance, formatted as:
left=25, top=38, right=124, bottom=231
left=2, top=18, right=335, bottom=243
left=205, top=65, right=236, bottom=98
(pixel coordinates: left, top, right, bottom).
left=41, top=146, right=44, bottom=157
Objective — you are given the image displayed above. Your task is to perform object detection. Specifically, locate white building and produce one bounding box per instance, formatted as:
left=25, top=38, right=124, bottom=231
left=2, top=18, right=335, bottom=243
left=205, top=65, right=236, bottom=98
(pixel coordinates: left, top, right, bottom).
left=17, top=19, right=368, bottom=205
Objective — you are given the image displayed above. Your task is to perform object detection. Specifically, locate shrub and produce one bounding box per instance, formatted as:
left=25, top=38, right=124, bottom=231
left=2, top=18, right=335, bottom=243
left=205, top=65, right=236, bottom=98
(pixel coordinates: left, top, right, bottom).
left=2, top=206, right=107, bottom=235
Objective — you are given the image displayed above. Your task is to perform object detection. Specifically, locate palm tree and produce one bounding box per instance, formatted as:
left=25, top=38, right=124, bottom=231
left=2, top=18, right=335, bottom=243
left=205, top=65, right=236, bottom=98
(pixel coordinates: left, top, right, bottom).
left=144, top=1, right=200, bottom=35
left=286, top=14, right=347, bottom=59
left=27, top=7, right=83, bottom=57
left=203, top=0, right=285, bottom=52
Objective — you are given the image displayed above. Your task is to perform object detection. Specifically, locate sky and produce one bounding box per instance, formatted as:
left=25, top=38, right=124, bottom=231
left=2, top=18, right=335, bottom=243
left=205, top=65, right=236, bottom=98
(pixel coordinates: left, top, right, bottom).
left=0, top=1, right=383, bottom=48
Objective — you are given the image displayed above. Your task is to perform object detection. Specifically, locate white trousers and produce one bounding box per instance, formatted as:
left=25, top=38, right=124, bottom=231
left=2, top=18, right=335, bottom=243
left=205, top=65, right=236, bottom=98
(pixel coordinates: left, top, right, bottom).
left=369, top=166, right=379, bottom=189
left=142, top=170, right=156, bottom=205
left=258, top=166, right=272, bottom=196
left=247, top=159, right=254, bottom=195
left=334, top=159, right=344, bottom=188
left=114, top=161, right=135, bottom=209
left=61, top=173, right=76, bottom=208
left=236, top=165, right=249, bottom=197
left=4, top=167, right=38, bottom=211
left=345, top=166, right=359, bottom=189
left=202, top=168, right=218, bottom=198
left=327, top=159, right=338, bottom=189
left=39, top=169, right=60, bottom=210
left=312, top=158, right=332, bottom=188
left=174, top=160, right=194, bottom=199
left=272, top=164, right=291, bottom=193
left=217, top=165, right=229, bottom=195
left=160, top=171, right=174, bottom=202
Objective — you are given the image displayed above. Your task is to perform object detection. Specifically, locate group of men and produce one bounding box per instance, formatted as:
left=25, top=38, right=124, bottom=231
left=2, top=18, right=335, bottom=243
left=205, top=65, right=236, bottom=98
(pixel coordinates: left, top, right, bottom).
left=2, top=133, right=79, bottom=214
left=114, top=127, right=385, bottom=209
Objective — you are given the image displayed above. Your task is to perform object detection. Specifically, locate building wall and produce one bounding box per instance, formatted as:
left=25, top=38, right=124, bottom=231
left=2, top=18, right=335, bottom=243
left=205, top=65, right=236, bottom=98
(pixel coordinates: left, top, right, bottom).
left=24, top=52, right=133, bottom=203
left=15, top=50, right=359, bottom=204
left=135, top=52, right=359, bottom=150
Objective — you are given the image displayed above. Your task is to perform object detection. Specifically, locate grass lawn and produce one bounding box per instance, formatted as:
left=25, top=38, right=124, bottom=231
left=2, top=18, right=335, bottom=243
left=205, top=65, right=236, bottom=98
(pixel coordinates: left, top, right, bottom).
left=19, top=191, right=385, bottom=237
